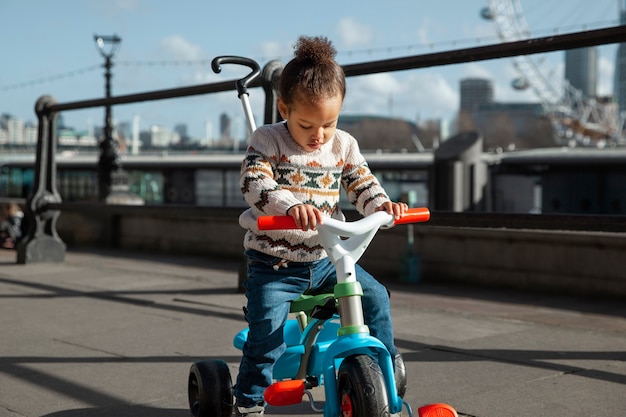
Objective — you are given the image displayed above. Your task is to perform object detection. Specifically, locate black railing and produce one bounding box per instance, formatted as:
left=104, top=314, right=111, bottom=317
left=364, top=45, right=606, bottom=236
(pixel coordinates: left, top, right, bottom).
left=17, top=25, right=626, bottom=263
left=342, top=25, right=626, bottom=75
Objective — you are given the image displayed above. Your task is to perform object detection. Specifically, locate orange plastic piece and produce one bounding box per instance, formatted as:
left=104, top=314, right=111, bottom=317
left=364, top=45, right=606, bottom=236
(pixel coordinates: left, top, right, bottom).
left=264, top=379, right=305, bottom=406
left=418, top=403, right=458, bottom=417
left=393, top=207, right=430, bottom=225
left=257, top=215, right=298, bottom=230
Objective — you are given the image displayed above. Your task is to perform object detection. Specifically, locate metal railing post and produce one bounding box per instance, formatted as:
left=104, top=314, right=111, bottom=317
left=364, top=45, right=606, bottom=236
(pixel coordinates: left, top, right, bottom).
left=17, top=96, right=66, bottom=264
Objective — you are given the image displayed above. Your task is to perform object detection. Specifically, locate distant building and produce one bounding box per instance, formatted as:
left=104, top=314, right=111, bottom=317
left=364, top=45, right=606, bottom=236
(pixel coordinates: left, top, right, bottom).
left=149, top=125, right=180, bottom=147
left=0, top=117, right=6, bottom=144
left=117, top=122, right=132, bottom=141
left=614, top=1, right=626, bottom=117
left=565, top=47, right=597, bottom=98
left=174, top=123, right=190, bottom=142
left=460, top=78, right=494, bottom=113
left=473, top=102, right=553, bottom=149
left=0, top=114, right=10, bottom=144
left=338, top=115, right=423, bottom=152
left=24, top=122, right=38, bottom=144
left=0, top=114, right=26, bottom=144
left=219, top=113, right=231, bottom=140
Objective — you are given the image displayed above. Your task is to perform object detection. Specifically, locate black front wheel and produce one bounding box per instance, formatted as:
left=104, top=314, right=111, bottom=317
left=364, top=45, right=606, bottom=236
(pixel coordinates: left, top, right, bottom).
left=188, top=359, right=233, bottom=417
left=337, top=354, right=390, bottom=417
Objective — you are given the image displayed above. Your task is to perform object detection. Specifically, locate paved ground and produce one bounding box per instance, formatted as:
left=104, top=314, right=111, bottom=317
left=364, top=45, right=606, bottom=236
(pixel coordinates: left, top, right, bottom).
left=0, top=247, right=625, bottom=417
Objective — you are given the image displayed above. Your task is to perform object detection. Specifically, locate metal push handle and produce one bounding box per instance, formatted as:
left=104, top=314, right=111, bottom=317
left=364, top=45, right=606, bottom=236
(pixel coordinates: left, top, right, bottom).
left=212, top=55, right=261, bottom=135
left=211, top=56, right=261, bottom=98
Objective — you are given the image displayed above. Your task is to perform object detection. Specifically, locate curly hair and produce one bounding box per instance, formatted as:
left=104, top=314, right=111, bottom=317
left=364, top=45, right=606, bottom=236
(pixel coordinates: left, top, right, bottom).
left=278, top=36, right=346, bottom=107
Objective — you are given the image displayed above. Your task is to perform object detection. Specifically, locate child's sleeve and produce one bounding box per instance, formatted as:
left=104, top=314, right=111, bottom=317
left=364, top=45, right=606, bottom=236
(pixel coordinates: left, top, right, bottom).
left=341, top=136, right=390, bottom=217
left=240, top=128, right=302, bottom=216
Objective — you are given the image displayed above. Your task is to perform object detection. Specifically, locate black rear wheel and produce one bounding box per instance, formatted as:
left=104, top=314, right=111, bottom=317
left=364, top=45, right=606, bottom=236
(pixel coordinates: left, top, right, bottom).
left=337, top=354, right=390, bottom=417
left=188, top=359, right=233, bottom=417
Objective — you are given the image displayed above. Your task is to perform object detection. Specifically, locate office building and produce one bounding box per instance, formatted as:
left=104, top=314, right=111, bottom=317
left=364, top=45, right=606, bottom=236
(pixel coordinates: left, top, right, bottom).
left=219, top=113, right=232, bottom=139
left=565, top=47, right=597, bottom=98
left=614, top=1, right=626, bottom=117
left=460, top=78, right=494, bottom=113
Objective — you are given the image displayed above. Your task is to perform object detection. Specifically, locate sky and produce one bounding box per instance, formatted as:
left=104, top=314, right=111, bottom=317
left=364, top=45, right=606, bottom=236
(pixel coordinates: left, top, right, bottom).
left=1, top=0, right=622, bottom=140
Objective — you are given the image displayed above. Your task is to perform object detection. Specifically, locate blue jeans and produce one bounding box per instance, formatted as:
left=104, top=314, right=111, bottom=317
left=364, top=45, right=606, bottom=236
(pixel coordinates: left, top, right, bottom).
left=234, top=249, right=397, bottom=407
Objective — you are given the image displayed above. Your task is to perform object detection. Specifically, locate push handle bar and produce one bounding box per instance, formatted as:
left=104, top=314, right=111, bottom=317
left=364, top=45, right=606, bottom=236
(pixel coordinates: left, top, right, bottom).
left=258, top=207, right=430, bottom=230
left=211, top=55, right=261, bottom=98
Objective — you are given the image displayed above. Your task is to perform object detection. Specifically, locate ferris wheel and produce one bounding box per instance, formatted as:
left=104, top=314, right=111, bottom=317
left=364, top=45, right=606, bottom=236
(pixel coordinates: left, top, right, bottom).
left=481, top=0, right=621, bottom=146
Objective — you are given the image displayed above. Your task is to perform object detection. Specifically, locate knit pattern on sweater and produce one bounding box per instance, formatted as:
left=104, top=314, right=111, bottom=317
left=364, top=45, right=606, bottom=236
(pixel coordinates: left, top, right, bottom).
left=239, top=122, right=390, bottom=262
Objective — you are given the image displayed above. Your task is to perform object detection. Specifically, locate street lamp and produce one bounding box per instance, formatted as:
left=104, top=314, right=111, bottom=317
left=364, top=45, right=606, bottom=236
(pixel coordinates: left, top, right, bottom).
left=94, top=33, right=122, bottom=201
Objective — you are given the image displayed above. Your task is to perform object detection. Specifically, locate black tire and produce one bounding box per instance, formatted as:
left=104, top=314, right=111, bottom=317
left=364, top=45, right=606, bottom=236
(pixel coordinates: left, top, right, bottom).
left=337, top=354, right=390, bottom=417
left=188, top=359, right=233, bottom=417
left=395, top=353, right=407, bottom=399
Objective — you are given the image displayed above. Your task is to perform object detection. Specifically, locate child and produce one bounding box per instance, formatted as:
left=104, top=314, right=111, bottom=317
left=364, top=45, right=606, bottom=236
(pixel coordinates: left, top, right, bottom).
left=236, top=35, right=408, bottom=417
left=0, top=202, right=24, bottom=249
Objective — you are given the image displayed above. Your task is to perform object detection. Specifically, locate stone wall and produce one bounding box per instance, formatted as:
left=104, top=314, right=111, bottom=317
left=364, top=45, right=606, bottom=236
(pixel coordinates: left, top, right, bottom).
left=55, top=206, right=626, bottom=298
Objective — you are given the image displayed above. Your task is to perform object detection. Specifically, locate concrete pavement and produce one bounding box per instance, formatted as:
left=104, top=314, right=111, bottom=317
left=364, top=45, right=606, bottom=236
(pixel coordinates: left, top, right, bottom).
left=0, top=247, right=625, bottom=417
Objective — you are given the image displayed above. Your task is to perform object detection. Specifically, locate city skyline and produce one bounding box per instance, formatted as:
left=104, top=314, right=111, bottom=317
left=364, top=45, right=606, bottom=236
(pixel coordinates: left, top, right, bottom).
left=0, top=1, right=622, bottom=140
left=2, top=37, right=613, bottom=149
left=0, top=110, right=248, bottom=152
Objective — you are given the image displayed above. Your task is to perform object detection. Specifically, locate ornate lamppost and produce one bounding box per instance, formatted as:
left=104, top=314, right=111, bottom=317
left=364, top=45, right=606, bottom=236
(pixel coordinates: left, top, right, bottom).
left=93, top=34, right=122, bottom=201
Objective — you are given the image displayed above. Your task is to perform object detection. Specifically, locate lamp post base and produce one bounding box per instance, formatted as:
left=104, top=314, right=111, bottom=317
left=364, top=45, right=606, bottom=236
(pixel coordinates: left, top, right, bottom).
left=103, top=170, right=145, bottom=205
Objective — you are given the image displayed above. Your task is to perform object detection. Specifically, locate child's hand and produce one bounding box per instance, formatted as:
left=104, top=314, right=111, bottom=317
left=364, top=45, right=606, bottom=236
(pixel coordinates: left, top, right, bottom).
left=375, top=201, right=408, bottom=221
left=287, top=204, right=324, bottom=231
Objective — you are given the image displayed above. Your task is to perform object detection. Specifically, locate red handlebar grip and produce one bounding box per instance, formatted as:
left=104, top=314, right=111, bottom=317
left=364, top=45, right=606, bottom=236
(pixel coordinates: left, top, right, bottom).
left=393, top=207, right=430, bottom=225
left=257, top=215, right=298, bottom=230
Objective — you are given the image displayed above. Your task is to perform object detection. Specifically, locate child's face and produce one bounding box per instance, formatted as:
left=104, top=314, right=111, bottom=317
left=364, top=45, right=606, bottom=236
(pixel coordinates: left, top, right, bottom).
left=278, top=94, right=343, bottom=152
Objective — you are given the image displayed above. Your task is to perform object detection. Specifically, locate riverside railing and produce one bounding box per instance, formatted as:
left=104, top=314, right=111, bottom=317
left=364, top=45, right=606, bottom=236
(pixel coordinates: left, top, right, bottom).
left=17, top=25, right=626, bottom=264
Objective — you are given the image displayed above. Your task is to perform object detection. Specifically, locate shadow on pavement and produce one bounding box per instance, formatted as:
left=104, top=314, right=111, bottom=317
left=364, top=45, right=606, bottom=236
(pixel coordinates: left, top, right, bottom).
left=386, top=280, right=626, bottom=318
left=41, top=407, right=189, bottom=417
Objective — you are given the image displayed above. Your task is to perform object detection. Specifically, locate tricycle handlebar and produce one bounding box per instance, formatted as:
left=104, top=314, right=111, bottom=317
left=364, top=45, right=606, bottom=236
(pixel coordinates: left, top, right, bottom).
left=257, top=207, right=430, bottom=231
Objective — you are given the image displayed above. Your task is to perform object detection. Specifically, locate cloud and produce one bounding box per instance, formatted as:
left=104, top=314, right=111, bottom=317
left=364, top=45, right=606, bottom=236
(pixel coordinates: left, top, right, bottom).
left=156, top=35, right=226, bottom=87
left=461, top=63, right=494, bottom=80
left=258, top=41, right=293, bottom=61
left=416, top=25, right=432, bottom=46
left=160, top=35, right=205, bottom=61
left=343, top=73, right=400, bottom=115
left=404, top=72, right=458, bottom=118
left=343, top=71, right=457, bottom=121
left=335, top=17, right=372, bottom=48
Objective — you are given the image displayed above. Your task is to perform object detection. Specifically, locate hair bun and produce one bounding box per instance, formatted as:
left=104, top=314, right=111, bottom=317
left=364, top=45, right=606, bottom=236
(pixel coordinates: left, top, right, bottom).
left=293, top=36, right=337, bottom=64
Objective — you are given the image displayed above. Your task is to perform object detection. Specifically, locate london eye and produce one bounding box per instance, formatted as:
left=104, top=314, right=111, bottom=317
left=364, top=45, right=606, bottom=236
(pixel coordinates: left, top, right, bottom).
left=482, top=0, right=624, bottom=146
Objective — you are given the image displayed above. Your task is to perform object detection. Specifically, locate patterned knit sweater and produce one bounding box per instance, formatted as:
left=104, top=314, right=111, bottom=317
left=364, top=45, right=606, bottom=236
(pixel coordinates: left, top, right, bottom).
left=239, top=121, right=391, bottom=263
